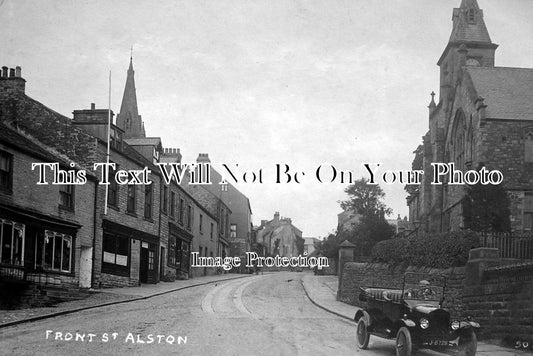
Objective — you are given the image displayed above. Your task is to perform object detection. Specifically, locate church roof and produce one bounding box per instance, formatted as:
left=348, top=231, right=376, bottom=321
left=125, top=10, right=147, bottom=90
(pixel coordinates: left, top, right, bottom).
left=467, top=66, right=533, bottom=121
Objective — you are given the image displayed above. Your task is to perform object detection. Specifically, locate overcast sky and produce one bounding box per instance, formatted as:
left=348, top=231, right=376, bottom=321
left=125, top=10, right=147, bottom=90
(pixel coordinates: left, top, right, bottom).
left=2, top=0, right=533, bottom=238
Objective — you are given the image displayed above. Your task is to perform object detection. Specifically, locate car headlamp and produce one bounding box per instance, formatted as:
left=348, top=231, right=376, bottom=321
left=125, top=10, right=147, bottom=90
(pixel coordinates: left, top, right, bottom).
left=420, top=318, right=429, bottom=329
left=451, top=320, right=460, bottom=330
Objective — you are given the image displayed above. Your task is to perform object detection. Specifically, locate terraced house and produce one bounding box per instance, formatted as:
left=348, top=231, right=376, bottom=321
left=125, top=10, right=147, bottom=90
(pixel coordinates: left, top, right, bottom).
left=0, top=58, right=249, bottom=296
left=0, top=66, right=98, bottom=293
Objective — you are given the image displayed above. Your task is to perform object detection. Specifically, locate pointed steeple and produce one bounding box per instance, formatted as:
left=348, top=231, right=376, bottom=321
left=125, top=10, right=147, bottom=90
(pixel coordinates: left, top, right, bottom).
left=437, top=0, right=498, bottom=106
left=449, top=0, right=492, bottom=44
left=116, top=54, right=146, bottom=138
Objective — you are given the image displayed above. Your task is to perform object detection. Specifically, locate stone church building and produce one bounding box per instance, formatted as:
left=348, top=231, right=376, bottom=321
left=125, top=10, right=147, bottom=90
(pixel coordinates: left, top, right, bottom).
left=407, top=0, right=533, bottom=234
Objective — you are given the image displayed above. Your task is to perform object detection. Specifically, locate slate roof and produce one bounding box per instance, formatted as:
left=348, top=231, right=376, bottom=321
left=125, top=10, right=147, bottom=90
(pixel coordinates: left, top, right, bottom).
left=124, top=137, right=161, bottom=146
left=0, top=121, right=82, bottom=170
left=466, top=67, right=533, bottom=121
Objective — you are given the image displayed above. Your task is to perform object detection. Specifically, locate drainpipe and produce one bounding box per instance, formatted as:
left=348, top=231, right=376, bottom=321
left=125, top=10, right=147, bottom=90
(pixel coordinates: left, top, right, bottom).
left=91, top=178, right=98, bottom=289
left=157, top=176, right=162, bottom=282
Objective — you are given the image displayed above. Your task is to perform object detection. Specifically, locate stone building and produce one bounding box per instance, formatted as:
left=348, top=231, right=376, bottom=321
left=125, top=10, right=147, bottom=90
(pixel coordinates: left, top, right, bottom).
left=407, top=0, right=533, bottom=234
left=0, top=119, right=96, bottom=289
left=186, top=179, right=231, bottom=264
left=0, top=66, right=99, bottom=289
left=255, top=212, right=303, bottom=257
left=194, top=153, right=252, bottom=257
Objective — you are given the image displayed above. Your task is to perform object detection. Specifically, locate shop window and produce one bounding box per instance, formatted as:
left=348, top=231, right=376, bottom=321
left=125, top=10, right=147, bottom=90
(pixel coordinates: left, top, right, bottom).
left=0, top=220, right=24, bottom=266
left=168, top=235, right=176, bottom=266
left=59, top=185, right=75, bottom=210
left=102, top=232, right=129, bottom=276
left=168, top=235, right=188, bottom=269
left=36, top=230, right=72, bottom=273
left=0, top=150, right=13, bottom=192
left=148, top=250, right=155, bottom=270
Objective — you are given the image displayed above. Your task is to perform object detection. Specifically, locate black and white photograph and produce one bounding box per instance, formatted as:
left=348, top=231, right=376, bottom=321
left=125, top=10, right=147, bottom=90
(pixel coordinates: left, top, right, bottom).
left=1, top=0, right=533, bottom=355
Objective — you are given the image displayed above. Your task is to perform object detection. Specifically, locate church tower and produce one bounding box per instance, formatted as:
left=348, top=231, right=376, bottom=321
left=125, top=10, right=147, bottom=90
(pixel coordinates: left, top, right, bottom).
left=116, top=56, right=146, bottom=138
left=437, top=0, right=498, bottom=110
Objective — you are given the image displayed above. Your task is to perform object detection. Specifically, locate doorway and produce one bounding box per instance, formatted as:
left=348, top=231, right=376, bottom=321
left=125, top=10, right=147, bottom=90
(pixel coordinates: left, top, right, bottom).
left=140, top=242, right=155, bottom=284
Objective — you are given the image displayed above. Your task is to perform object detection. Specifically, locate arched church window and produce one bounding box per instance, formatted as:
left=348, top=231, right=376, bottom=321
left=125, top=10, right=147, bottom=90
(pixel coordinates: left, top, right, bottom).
left=452, top=111, right=466, bottom=169
left=525, top=128, right=533, bottom=162
left=456, top=132, right=464, bottom=168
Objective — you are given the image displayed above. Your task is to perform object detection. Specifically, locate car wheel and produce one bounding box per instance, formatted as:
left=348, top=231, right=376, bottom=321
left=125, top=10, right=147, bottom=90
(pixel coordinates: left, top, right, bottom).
left=356, top=318, right=370, bottom=349
left=396, top=327, right=412, bottom=356
left=457, top=329, right=477, bottom=356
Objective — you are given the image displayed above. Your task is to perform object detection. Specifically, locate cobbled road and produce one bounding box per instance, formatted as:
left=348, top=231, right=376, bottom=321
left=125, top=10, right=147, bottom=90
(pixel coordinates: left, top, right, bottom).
left=0, top=272, right=442, bottom=356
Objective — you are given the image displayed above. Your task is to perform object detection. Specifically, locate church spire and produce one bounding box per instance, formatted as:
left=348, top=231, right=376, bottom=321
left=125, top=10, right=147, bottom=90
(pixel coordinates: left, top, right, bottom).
left=437, top=0, right=498, bottom=111
left=116, top=53, right=146, bottom=139
left=449, top=0, right=491, bottom=44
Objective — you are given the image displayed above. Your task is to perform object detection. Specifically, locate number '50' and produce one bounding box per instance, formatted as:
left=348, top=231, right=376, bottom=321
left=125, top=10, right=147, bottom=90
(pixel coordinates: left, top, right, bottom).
left=515, top=341, right=530, bottom=349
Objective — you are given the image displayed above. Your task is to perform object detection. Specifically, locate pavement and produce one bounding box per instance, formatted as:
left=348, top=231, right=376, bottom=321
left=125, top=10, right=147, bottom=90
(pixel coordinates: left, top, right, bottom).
left=1, top=271, right=532, bottom=355
left=0, top=273, right=250, bottom=328
left=301, top=273, right=533, bottom=356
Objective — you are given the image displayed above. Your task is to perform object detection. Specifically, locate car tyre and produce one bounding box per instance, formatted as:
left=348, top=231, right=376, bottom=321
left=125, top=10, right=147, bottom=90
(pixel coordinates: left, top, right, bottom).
left=356, top=318, right=370, bottom=349
left=457, top=329, right=477, bottom=356
left=396, top=327, right=412, bottom=356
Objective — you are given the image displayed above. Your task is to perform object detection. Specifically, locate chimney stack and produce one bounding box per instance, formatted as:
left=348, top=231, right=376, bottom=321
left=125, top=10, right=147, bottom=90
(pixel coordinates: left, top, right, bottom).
left=0, top=66, right=26, bottom=94
left=197, top=153, right=211, bottom=163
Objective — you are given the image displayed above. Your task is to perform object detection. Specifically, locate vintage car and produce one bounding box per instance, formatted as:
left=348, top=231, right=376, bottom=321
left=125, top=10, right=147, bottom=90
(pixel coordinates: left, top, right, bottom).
left=354, top=272, right=479, bottom=356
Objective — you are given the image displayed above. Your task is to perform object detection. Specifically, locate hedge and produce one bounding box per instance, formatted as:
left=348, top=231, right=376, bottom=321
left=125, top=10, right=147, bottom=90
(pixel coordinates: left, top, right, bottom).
left=372, top=230, right=481, bottom=268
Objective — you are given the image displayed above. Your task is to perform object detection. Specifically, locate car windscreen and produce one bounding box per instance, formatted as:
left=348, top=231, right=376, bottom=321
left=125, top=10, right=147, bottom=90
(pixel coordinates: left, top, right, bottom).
left=402, top=273, right=445, bottom=301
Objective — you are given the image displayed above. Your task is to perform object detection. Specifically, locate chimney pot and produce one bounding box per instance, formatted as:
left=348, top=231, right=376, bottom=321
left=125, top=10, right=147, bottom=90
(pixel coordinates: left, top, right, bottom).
left=15, top=66, right=21, bottom=77
left=9, top=68, right=15, bottom=77
left=91, top=103, right=96, bottom=110
left=1, top=66, right=7, bottom=78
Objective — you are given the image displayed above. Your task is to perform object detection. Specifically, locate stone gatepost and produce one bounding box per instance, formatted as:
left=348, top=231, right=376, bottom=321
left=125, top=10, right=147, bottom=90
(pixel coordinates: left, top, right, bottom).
left=337, top=240, right=356, bottom=300
left=465, top=247, right=501, bottom=286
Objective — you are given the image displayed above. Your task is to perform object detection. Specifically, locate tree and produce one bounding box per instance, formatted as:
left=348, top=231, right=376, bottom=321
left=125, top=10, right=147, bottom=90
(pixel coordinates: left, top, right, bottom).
left=341, top=178, right=392, bottom=216
left=315, top=233, right=340, bottom=258
left=462, top=181, right=511, bottom=233
left=353, top=212, right=396, bottom=254
left=333, top=178, right=396, bottom=256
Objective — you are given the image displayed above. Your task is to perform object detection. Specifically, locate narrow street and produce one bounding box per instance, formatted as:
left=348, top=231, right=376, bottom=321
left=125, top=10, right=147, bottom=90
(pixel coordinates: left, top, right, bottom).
left=0, top=272, right=445, bottom=356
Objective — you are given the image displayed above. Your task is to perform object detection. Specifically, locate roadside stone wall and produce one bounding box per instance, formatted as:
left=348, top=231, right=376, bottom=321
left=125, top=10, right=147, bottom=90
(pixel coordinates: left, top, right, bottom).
left=339, top=262, right=465, bottom=318
left=463, top=262, right=533, bottom=344
left=322, top=259, right=337, bottom=275
left=340, top=249, right=533, bottom=345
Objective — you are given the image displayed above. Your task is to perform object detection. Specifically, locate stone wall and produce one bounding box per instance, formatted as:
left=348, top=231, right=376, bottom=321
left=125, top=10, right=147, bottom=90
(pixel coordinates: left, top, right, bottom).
left=463, top=262, right=533, bottom=344
left=339, top=262, right=465, bottom=318
left=339, top=248, right=533, bottom=344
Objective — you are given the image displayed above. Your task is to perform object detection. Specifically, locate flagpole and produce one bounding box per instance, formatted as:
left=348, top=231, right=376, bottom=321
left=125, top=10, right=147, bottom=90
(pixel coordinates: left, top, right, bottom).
left=104, top=70, right=111, bottom=215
